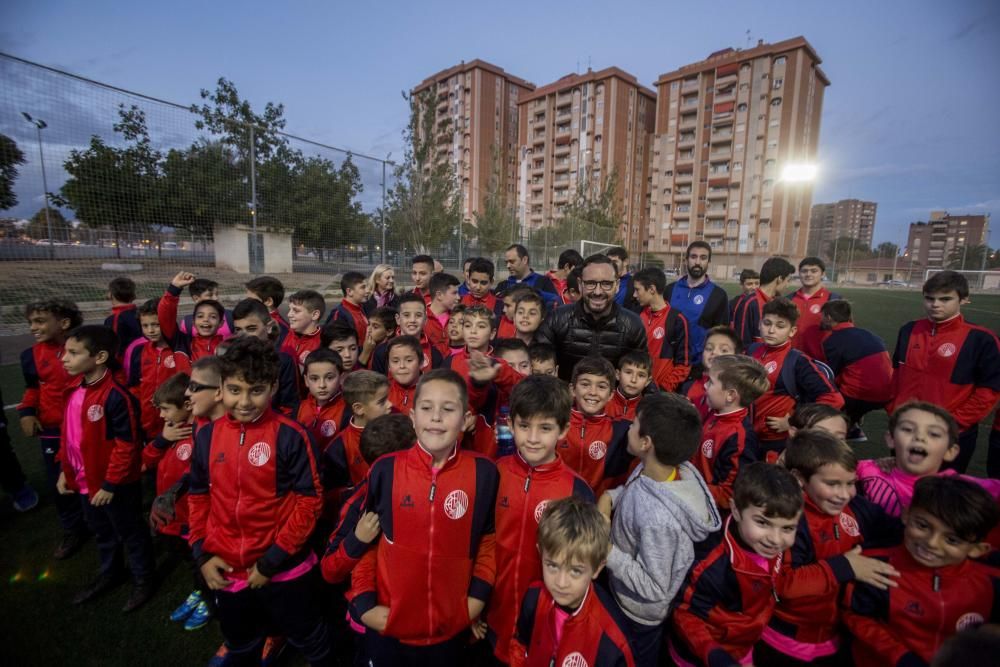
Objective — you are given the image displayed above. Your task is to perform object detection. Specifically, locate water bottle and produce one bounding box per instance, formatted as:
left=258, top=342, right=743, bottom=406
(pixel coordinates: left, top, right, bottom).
left=496, top=406, right=515, bottom=458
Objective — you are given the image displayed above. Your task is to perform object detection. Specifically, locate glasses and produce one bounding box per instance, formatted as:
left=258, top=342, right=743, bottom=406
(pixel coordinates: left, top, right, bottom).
left=187, top=381, right=219, bottom=393
left=581, top=280, right=616, bottom=292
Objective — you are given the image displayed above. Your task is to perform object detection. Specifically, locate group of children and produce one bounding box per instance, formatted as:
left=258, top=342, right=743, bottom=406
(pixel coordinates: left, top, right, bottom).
left=8, top=253, right=1000, bottom=667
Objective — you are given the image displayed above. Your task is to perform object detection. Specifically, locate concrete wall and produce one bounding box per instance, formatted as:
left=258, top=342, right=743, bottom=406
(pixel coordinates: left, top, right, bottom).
left=213, top=225, right=292, bottom=274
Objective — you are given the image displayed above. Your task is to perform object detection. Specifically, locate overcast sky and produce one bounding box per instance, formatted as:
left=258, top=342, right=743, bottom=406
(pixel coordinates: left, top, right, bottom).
left=2, top=0, right=998, bottom=247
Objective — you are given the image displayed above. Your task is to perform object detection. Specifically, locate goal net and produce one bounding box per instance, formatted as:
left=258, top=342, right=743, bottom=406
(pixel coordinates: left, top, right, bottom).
left=579, top=239, right=620, bottom=258
left=923, top=269, right=1000, bottom=291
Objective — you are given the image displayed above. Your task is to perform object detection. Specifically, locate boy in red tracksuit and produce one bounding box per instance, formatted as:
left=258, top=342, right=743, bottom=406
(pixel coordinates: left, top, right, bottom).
left=188, top=337, right=332, bottom=667
left=230, top=298, right=300, bottom=416
left=559, top=356, right=632, bottom=495
left=18, top=298, right=88, bottom=559
left=497, top=286, right=531, bottom=340
left=350, top=369, right=499, bottom=664
left=297, top=349, right=348, bottom=456
left=756, top=430, right=903, bottom=665
left=323, top=370, right=392, bottom=490
left=842, top=476, right=1000, bottom=667
left=158, top=272, right=226, bottom=362
left=789, top=257, right=840, bottom=359
left=127, top=298, right=192, bottom=440
left=748, top=298, right=844, bottom=452
left=410, top=254, right=434, bottom=307
left=423, top=272, right=460, bottom=357
left=462, top=257, right=505, bottom=321
left=281, top=289, right=327, bottom=372
left=607, top=350, right=654, bottom=421
left=244, top=275, right=289, bottom=350
left=384, top=335, right=423, bottom=416
left=634, top=266, right=691, bottom=392
left=731, top=256, right=796, bottom=347
left=325, top=271, right=370, bottom=343
left=509, top=496, right=635, bottom=667
left=668, top=463, right=805, bottom=667
left=370, top=293, right=444, bottom=374
left=486, top=376, right=595, bottom=664
left=887, top=270, right=1000, bottom=473
left=691, top=354, right=769, bottom=508
left=105, top=276, right=144, bottom=355
left=683, top=325, right=742, bottom=423
left=56, top=325, right=155, bottom=613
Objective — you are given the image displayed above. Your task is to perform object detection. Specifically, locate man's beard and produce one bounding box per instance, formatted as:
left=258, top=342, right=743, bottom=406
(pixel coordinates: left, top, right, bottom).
left=688, top=265, right=706, bottom=279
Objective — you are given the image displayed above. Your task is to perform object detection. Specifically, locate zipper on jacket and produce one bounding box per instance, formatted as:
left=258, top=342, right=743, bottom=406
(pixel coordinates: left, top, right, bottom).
left=427, top=467, right=439, bottom=637
left=236, top=424, right=247, bottom=566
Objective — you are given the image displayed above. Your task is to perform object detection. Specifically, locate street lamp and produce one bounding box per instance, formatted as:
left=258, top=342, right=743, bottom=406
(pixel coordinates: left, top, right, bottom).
left=381, top=152, right=394, bottom=265
left=21, top=112, right=54, bottom=260
left=777, top=162, right=818, bottom=258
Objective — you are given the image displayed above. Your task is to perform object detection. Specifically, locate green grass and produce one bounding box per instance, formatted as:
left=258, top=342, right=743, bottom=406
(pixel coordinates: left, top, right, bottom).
left=1, top=286, right=998, bottom=665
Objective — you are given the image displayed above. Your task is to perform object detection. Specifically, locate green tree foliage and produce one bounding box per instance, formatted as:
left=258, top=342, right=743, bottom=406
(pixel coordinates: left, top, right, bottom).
left=0, top=133, right=26, bottom=211
left=26, top=206, right=69, bottom=241
left=473, top=146, right=518, bottom=258
left=947, top=244, right=990, bottom=270
left=289, top=154, right=368, bottom=252
left=874, top=241, right=899, bottom=258
left=162, top=140, right=245, bottom=235
left=559, top=169, right=624, bottom=242
left=828, top=235, right=872, bottom=264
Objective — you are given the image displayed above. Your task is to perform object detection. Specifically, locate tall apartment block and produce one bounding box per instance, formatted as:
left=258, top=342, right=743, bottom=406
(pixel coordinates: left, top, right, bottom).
left=646, top=37, right=829, bottom=276
left=808, top=198, right=878, bottom=256
left=515, top=68, right=656, bottom=252
left=412, top=60, right=534, bottom=225
left=906, top=211, right=989, bottom=269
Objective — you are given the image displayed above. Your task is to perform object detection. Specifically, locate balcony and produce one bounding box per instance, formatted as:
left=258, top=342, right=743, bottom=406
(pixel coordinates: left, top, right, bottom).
left=710, top=130, right=733, bottom=144
left=706, top=188, right=728, bottom=200
left=679, top=114, right=698, bottom=129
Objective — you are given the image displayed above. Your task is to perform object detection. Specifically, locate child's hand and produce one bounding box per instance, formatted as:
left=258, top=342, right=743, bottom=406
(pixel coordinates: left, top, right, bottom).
left=354, top=511, right=381, bottom=543
left=247, top=564, right=270, bottom=589
left=56, top=471, right=73, bottom=495
left=161, top=421, right=193, bottom=443
left=90, top=489, right=114, bottom=506
left=19, top=415, right=41, bottom=437
left=844, top=545, right=900, bottom=590
left=597, top=493, right=613, bottom=521
left=171, top=271, right=196, bottom=289
left=201, top=556, right=234, bottom=590
left=362, top=329, right=376, bottom=354
left=467, top=350, right=499, bottom=383
left=471, top=619, right=488, bottom=641
left=149, top=491, right=176, bottom=529
left=360, top=605, right=389, bottom=632
left=766, top=413, right=791, bottom=433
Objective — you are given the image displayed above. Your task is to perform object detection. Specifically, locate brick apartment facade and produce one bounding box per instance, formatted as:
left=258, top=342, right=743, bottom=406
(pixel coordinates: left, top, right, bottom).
left=808, top=198, right=878, bottom=257
left=906, top=211, right=989, bottom=269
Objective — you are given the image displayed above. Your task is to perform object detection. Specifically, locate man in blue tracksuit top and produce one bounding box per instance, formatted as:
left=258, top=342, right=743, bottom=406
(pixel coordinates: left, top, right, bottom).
left=663, top=241, right=730, bottom=366
left=495, top=243, right=559, bottom=307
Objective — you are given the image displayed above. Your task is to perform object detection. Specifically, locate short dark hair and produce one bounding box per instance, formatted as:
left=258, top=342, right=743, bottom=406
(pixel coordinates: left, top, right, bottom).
left=687, top=240, right=712, bottom=260
left=514, top=290, right=545, bottom=313
left=923, top=270, right=969, bottom=300
left=789, top=403, right=848, bottom=432
left=189, top=278, right=218, bottom=299
left=386, top=334, right=423, bottom=364
left=321, top=321, right=358, bottom=348
left=303, top=347, right=343, bottom=374
left=821, top=299, right=852, bottom=324
left=704, top=325, right=743, bottom=353
left=566, top=266, right=583, bottom=292
left=762, top=296, right=799, bottom=325
left=733, top=462, right=804, bottom=518
left=711, top=355, right=770, bottom=406
left=759, top=257, right=796, bottom=285
left=191, top=355, right=224, bottom=384
left=288, top=289, right=326, bottom=318
left=341, top=271, right=367, bottom=295
left=108, top=276, right=137, bottom=303
left=411, top=254, right=434, bottom=270
left=784, top=429, right=857, bottom=480
left=634, top=267, right=666, bottom=294
left=618, top=349, right=652, bottom=374
left=799, top=256, right=826, bottom=272
left=397, top=292, right=426, bottom=309
left=503, top=285, right=534, bottom=302
left=933, top=627, right=1000, bottom=667
left=370, top=306, right=398, bottom=332
left=68, top=324, right=118, bottom=360
left=636, top=393, right=701, bottom=466
left=232, top=298, right=271, bottom=323
left=580, top=253, right=615, bottom=273
left=463, top=304, right=497, bottom=331
left=510, top=375, right=573, bottom=429
left=911, top=476, right=1000, bottom=542
left=360, top=414, right=416, bottom=464
left=138, top=298, right=159, bottom=318
left=463, top=257, right=475, bottom=270
left=739, top=269, right=759, bottom=283
left=506, top=243, right=529, bottom=260
left=221, top=336, right=278, bottom=386
left=429, top=272, right=460, bottom=298
left=194, top=299, right=225, bottom=321
left=889, top=401, right=959, bottom=447
left=25, top=299, right=84, bottom=330
left=414, top=368, right=468, bottom=410
left=557, top=249, right=584, bottom=271
left=606, top=246, right=628, bottom=261
left=245, top=276, right=285, bottom=308
left=153, top=372, right=191, bottom=409
left=494, top=337, right=529, bottom=358
left=570, top=355, right=616, bottom=385
left=343, top=369, right=389, bottom=407
left=528, top=342, right=557, bottom=365
left=468, top=257, right=495, bottom=281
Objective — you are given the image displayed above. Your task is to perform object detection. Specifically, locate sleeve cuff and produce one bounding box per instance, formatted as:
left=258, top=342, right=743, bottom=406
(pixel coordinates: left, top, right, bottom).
left=707, top=647, right=740, bottom=667
left=896, top=652, right=929, bottom=667
left=166, top=284, right=182, bottom=297
left=828, top=554, right=855, bottom=583
left=100, top=480, right=120, bottom=493
left=17, top=407, right=37, bottom=418
left=256, top=544, right=291, bottom=577
left=343, top=531, right=369, bottom=559
left=468, top=576, right=493, bottom=603
left=350, top=591, right=378, bottom=620
left=152, top=434, right=172, bottom=450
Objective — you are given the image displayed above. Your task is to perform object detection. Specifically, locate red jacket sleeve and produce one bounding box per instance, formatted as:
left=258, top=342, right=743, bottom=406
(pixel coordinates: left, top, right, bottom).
left=795, top=355, right=845, bottom=409
left=17, top=348, right=40, bottom=417
left=952, top=386, right=1000, bottom=431
left=842, top=581, right=916, bottom=666
left=102, top=388, right=142, bottom=492
left=671, top=603, right=738, bottom=667
left=348, top=547, right=380, bottom=621
left=320, top=486, right=371, bottom=584
left=158, top=284, right=181, bottom=342
left=705, top=433, right=743, bottom=508
left=141, top=435, right=171, bottom=471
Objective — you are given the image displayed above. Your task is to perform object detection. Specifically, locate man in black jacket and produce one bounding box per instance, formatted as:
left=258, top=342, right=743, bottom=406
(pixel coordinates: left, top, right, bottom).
left=536, top=254, right=647, bottom=381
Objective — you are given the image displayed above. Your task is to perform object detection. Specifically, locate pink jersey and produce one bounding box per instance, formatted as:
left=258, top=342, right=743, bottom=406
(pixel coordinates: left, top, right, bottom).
left=857, top=459, right=1000, bottom=517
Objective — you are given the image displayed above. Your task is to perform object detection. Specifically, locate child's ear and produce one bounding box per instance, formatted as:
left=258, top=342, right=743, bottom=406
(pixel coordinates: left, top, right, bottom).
left=728, top=498, right=739, bottom=519
left=462, top=411, right=476, bottom=433
left=883, top=430, right=894, bottom=450
left=94, top=349, right=110, bottom=366
left=789, top=469, right=806, bottom=489
left=942, top=443, right=960, bottom=463
left=59, top=317, right=72, bottom=332
left=351, top=401, right=365, bottom=417
left=968, top=541, right=991, bottom=560
left=592, top=561, right=606, bottom=580
left=788, top=325, right=798, bottom=339
left=615, top=369, right=622, bottom=382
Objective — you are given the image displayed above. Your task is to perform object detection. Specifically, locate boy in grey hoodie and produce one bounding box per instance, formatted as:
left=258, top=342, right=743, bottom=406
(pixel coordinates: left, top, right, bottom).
left=598, top=392, right=722, bottom=667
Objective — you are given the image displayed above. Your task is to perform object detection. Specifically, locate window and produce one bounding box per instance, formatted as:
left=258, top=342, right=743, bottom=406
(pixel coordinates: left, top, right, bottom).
left=771, top=97, right=782, bottom=107
left=671, top=81, right=679, bottom=89
left=733, top=161, right=742, bottom=170
left=773, top=79, right=783, bottom=89
left=775, top=56, right=787, bottom=65
left=737, top=103, right=748, bottom=112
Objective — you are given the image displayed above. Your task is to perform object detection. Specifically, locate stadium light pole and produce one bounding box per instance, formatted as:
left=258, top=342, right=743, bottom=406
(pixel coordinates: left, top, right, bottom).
left=381, top=152, right=393, bottom=265
left=22, top=112, right=54, bottom=260
left=779, top=163, right=818, bottom=269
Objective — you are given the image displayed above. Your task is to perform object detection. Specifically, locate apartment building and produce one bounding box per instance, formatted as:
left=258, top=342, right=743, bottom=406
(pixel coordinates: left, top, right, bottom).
left=515, top=67, right=656, bottom=252
left=412, top=60, right=534, bottom=225
left=646, top=36, right=829, bottom=276
left=906, top=211, right=989, bottom=269
left=808, top=198, right=878, bottom=257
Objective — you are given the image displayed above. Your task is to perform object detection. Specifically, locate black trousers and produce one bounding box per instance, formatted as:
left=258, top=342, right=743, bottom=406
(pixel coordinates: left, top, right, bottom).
left=0, top=419, right=27, bottom=494
left=841, top=396, right=886, bottom=428
left=945, top=426, right=978, bottom=474
left=988, top=419, right=1000, bottom=479
left=80, top=482, right=154, bottom=582
left=42, top=428, right=88, bottom=535
left=214, top=567, right=333, bottom=667
left=363, top=629, right=468, bottom=667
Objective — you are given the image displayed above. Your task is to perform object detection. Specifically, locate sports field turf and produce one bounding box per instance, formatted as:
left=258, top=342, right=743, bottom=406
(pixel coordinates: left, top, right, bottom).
left=0, top=286, right=997, bottom=666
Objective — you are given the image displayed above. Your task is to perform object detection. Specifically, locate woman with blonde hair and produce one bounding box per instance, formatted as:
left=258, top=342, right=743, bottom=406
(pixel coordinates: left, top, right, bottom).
left=365, top=263, right=398, bottom=313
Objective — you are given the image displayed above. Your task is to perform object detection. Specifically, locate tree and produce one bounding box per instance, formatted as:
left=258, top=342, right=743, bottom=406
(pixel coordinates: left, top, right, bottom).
left=947, top=244, right=989, bottom=270
left=828, top=235, right=871, bottom=265
left=26, top=206, right=69, bottom=241
left=191, top=77, right=291, bottom=164
left=162, top=139, right=246, bottom=236
left=472, top=146, right=518, bottom=258
left=0, top=133, right=26, bottom=211
left=559, top=169, right=624, bottom=243
left=873, top=241, right=899, bottom=258
left=290, top=154, right=367, bottom=255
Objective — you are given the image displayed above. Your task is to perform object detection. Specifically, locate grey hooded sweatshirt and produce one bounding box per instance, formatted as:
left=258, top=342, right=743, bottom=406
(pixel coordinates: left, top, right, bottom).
left=605, top=461, right=722, bottom=625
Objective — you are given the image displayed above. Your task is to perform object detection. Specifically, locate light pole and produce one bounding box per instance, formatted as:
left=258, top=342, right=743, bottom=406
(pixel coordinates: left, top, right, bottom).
left=381, top=152, right=393, bottom=265
left=21, top=112, right=54, bottom=260
left=779, top=163, right=818, bottom=264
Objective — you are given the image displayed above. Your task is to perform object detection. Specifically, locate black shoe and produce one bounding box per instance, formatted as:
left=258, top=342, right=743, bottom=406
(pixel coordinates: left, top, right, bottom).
left=53, top=532, right=87, bottom=560
left=122, top=578, right=156, bottom=613
left=72, top=573, right=121, bottom=605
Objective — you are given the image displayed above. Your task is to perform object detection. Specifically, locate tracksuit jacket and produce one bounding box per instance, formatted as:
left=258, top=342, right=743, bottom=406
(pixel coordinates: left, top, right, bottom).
left=158, top=284, right=224, bottom=361
left=606, top=388, right=641, bottom=421
left=842, top=545, right=1000, bottom=666
left=142, top=424, right=195, bottom=537
left=820, top=322, right=893, bottom=404
left=487, top=453, right=594, bottom=663
left=690, top=407, right=759, bottom=507
left=664, top=276, right=730, bottom=363
left=640, top=303, right=692, bottom=392
left=296, top=393, right=349, bottom=455
left=683, top=375, right=713, bottom=424
left=730, top=288, right=771, bottom=348
left=856, top=461, right=1000, bottom=519
left=496, top=270, right=560, bottom=308
left=105, top=304, right=144, bottom=354
left=280, top=326, right=323, bottom=374
left=388, top=377, right=417, bottom=417
left=558, top=408, right=632, bottom=495
left=187, top=409, right=323, bottom=579
left=351, top=443, right=499, bottom=646
left=790, top=287, right=840, bottom=359
left=18, top=339, right=74, bottom=428
left=370, top=333, right=443, bottom=375
left=461, top=291, right=505, bottom=319
left=326, top=298, right=368, bottom=345
left=126, top=341, right=192, bottom=439
left=320, top=479, right=370, bottom=584
left=322, top=419, right=367, bottom=489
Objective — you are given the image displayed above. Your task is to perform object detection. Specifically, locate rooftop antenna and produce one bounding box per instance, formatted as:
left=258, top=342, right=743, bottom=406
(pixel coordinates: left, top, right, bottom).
left=576, top=58, right=580, bottom=74
left=746, top=29, right=752, bottom=48
left=587, top=55, right=591, bottom=71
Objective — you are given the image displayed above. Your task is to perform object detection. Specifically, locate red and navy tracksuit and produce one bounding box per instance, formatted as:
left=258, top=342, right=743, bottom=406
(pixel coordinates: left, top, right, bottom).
left=388, top=377, right=417, bottom=417
left=158, top=284, right=224, bottom=361
left=322, top=419, right=367, bottom=489
left=126, top=341, right=192, bottom=440
left=187, top=409, right=331, bottom=666
left=510, top=581, right=636, bottom=667
left=18, top=339, right=86, bottom=535
left=411, top=287, right=432, bottom=307
left=889, top=314, right=1000, bottom=473
left=270, top=309, right=290, bottom=351
left=790, top=287, right=839, bottom=360
left=105, top=304, right=144, bottom=356
left=690, top=407, right=759, bottom=507
left=497, top=315, right=517, bottom=340
left=281, top=326, right=324, bottom=376
left=320, top=480, right=370, bottom=585
left=558, top=409, right=632, bottom=495
left=640, top=303, right=691, bottom=392
left=461, top=291, right=505, bottom=320
left=607, top=388, right=642, bottom=421
left=142, top=424, right=195, bottom=538
left=842, top=545, right=1000, bottom=667
left=326, top=299, right=368, bottom=346
left=423, top=311, right=450, bottom=358
left=545, top=270, right=571, bottom=305
left=819, top=321, right=892, bottom=427
left=487, top=453, right=594, bottom=663
left=683, top=375, right=713, bottom=424
left=370, top=334, right=443, bottom=375
left=731, top=288, right=772, bottom=347
left=443, top=348, right=522, bottom=417
left=350, top=443, right=498, bottom=657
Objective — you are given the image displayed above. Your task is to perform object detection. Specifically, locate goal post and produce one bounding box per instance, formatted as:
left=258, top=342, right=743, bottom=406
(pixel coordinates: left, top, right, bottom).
left=579, top=239, right=619, bottom=258
left=923, top=269, right=1000, bottom=291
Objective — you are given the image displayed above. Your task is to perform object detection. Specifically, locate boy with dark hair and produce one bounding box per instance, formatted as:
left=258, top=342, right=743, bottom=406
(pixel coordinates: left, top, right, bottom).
left=513, top=290, right=546, bottom=345
left=606, top=246, right=638, bottom=312
left=424, top=272, right=461, bottom=356
left=509, top=496, right=635, bottom=667
left=564, top=266, right=583, bottom=304
left=740, top=268, right=760, bottom=295
left=360, top=306, right=397, bottom=369
left=546, top=248, right=583, bottom=304
left=322, top=322, right=360, bottom=374
left=179, top=277, right=235, bottom=339
left=370, top=292, right=443, bottom=374
left=158, top=271, right=227, bottom=361
left=633, top=266, right=691, bottom=392
left=497, top=284, right=531, bottom=339
left=607, top=349, right=653, bottom=421
left=296, top=349, right=348, bottom=456
left=323, top=370, right=391, bottom=489
left=528, top=342, right=558, bottom=377
left=790, top=257, right=840, bottom=359
left=326, top=271, right=370, bottom=347
left=732, top=256, right=797, bottom=347
left=385, top=335, right=423, bottom=416
left=282, top=289, right=327, bottom=371
left=188, top=336, right=332, bottom=666
left=749, top=298, right=844, bottom=450
left=447, top=303, right=466, bottom=354
left=459, top=256, right=475, bottom=296
left=842, top=476, right=1000, bottom=666
left=461, top=257, right=502, bottom=317
left=493, top=337, right=531, bottom=376
left=106, top=276, right=143, bottom=352
left=486, top=375, right=594, bottom=664
left=887, top=269, right=1000, bottom=473
left=231, top=298, right=300, bottom=415
left=819, top=299, right=892, bottom=438
left=57, top=325, right=155, bottom=612
left=691, top=354, right=769, bottom=507
left=683, top=325, right=742, bottom=422
left=669, top=462, right=804, bottom=667
left=245, top=276, right=289, bottom=348
left=18, top=298, right=88, bottom=558
left=410, top=254, right=435, bottom=306
left=599, top=393, right=722, bottom=666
